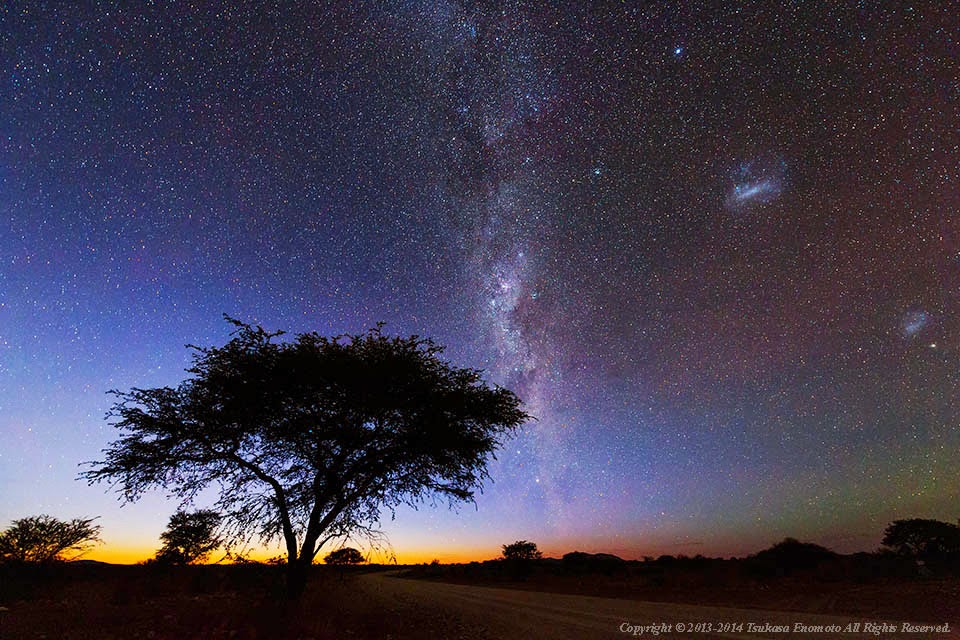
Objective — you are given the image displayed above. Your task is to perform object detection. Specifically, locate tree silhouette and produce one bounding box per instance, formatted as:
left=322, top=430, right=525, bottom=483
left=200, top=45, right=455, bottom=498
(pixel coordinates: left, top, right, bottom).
left=882, top=519, right=960, bottom=559
left=0, top=515, right=101, bottom=563
left=82, top=318, right=527, bottom=598
left=155, top=509, right=222, bottom=565
left=324, top=547, right=365, bottom=565
left=747, top=537, right=837, bottom=576
left=501, top=540, right=542, bottom=561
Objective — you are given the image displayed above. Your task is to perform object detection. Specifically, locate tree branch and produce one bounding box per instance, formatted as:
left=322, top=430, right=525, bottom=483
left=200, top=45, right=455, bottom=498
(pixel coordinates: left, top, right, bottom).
left=225, top=452, right=299, bottom=562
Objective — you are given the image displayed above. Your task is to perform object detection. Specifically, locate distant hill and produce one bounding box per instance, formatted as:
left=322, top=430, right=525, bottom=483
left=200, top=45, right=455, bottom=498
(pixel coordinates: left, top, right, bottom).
left=561, top=551, right=627, bottom=574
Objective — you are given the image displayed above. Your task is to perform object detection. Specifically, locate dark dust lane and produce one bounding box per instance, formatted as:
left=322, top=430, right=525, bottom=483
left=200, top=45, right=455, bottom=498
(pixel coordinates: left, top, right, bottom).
left=359, top=573, right=956, bottom=640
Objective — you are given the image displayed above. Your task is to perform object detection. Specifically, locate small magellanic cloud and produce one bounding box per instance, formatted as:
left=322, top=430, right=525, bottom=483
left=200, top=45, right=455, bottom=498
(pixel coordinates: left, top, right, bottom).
left=902, top=309, right=930, bottom=337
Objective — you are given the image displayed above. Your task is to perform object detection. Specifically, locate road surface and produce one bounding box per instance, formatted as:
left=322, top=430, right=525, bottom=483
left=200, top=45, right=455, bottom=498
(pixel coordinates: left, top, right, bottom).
left=359, top=572, right=956, bottom=639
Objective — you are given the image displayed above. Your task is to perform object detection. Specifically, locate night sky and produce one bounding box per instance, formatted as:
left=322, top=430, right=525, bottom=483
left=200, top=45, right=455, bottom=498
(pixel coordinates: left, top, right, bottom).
left=2, top=2, right=958, bottom=563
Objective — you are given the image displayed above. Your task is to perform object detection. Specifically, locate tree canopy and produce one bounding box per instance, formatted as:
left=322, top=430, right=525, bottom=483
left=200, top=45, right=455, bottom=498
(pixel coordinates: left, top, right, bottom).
left=0, top=515, right=101, bottom=563
left=882, top=519, right=960, bottom=559
left=155, top=509, right=222, bottom=565
left=747, top=537, right=837, bottom=575
left=83, top=318, right=527, bottom=596
left=501, top=540, right=542, bottom=561
left=323, top=547, right=365, bottom=565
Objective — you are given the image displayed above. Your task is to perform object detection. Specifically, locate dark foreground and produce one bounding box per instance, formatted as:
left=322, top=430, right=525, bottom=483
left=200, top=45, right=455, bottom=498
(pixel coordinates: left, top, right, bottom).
left=401, top=555, right=960, bottom=624
left=1, top=563, right=957, bottom=639
left=370, top=573, right=957, bottom=639
left=0, top=563, right=471, bottom=640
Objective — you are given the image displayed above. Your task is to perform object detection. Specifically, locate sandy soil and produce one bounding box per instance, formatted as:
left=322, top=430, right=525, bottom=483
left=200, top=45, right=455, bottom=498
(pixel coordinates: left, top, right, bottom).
left=361, top=572, right=959, bottom=639
left=403, top=569, right=960, bottom=623
left=1, top=566, right=956, bottom=639
left=0, top=566, right=470, bottom=640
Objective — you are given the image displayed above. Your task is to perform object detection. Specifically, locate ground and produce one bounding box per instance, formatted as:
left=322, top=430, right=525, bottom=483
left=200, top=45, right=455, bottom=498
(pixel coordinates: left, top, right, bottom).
left=0, top=564, right=471, bottom=640
left=400, top=569, right=960, bottom=623
left=1, top=563, right=957, bottom=639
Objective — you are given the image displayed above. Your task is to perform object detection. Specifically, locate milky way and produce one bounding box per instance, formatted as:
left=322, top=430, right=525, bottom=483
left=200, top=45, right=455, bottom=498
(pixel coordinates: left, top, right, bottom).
left=1, top=2, right=958, bottom=561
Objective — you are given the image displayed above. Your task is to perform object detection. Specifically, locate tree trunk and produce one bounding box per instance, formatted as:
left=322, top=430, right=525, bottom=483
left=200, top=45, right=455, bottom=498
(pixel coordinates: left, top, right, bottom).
left=286, top=557, right=310, bottom=600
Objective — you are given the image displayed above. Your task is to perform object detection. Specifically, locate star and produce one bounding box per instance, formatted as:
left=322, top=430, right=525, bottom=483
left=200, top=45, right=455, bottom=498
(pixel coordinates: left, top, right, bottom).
left=0, top=1, right=956, bottom=565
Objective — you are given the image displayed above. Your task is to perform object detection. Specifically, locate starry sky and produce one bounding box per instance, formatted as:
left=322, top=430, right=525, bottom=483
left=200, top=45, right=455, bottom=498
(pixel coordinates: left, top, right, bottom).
left=1, top=2, right=958, bottom=564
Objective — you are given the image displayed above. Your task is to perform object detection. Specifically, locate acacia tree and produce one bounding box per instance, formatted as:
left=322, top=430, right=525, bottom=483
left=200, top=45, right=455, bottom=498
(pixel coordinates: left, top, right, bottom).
left=882, top=519, right=960, bottom=559
left=501, top=540, right=542, bottom=561
left=83, top=319, right=527, bottom=598
left=0, top=515, right=101, bottom=563
left=324, top=547, right=364, bottom=565
left=155, top=510, right=222, bottom=564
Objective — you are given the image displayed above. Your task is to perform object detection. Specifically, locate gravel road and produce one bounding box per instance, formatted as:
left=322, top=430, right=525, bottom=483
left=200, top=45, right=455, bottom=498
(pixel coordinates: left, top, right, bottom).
left=359, top=572, right=956, bottom=639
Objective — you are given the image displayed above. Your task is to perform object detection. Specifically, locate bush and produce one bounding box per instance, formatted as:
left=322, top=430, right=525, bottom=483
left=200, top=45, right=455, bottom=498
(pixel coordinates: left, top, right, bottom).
left=323, top=547, right=365, bottom=565
left=746, top=538, right=837, bottom=577
left=501, top=540, right=542, bottom=561
left=155, top=510, right=222, bottom=565
left=882, top=519, right=960, bottom=560
left=0, top=515, right=101, bottom=564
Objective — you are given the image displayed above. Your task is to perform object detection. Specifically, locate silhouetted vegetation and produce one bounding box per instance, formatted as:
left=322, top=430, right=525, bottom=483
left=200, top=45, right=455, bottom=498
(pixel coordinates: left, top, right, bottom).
left=0, top=562, right=471, bottom=639
left=155, top=510, right=222, bottom=565
left=499, top=540, right=543, bottom=580
left=744, top=537, right=838, bottom=577
left=82, top=318, right=528, bottom=598
left=0, top=515, right=101, bottom=564
left=2, top=517, right=959, bottom=633
left=882, top=518, right=960, bottom=571
left=400, top=530, right=960, bottom=622
left=324, top=547, right=365, bottom=565
left=501, top=540, right=542, bottom=561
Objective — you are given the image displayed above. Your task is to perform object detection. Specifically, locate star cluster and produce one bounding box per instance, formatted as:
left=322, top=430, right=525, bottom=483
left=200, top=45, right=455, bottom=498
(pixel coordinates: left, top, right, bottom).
left=0, top=2, right=957, bottom=561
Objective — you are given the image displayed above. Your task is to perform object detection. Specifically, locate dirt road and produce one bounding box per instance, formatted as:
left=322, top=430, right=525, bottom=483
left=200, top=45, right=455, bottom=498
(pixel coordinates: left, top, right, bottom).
left=359, top=572, right=956, bottom=639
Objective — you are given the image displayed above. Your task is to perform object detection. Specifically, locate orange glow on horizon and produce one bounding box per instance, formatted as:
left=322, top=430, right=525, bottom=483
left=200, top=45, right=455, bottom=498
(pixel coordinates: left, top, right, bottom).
left=86, top=545, right=153, bottom=565
left=83, top=541, right=787, bottom=565
left=82, top=537, right=740, bottom=566
left=83, top=544, right=503, bottom=566
left=81, top=531, right=795, bottom=566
